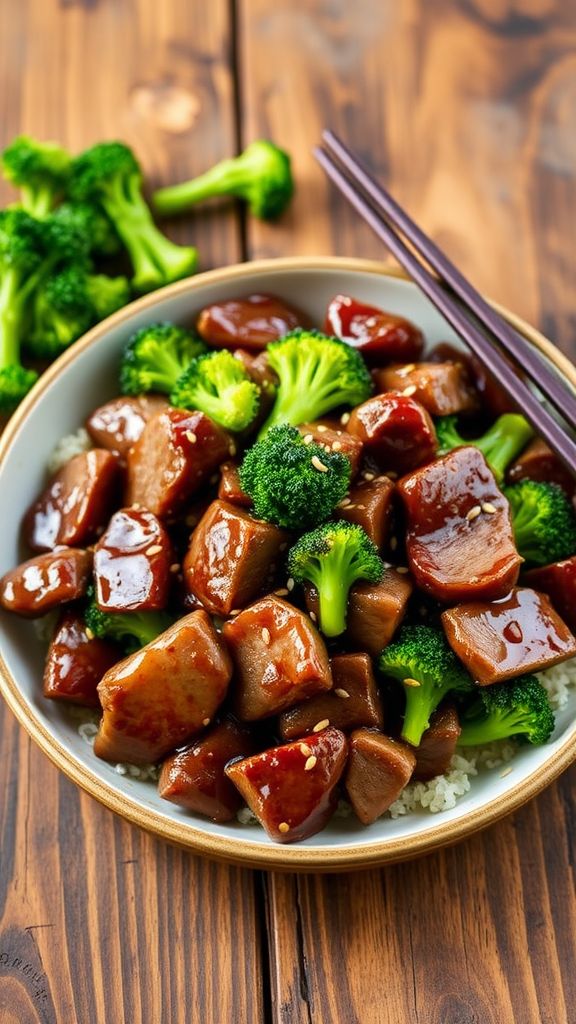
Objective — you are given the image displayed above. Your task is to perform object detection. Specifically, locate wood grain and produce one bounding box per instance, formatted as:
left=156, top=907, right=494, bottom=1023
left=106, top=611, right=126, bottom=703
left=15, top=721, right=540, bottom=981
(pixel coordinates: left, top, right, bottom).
left=239, top=1, right=576, bottom=1021
left=0, top=2, right=263, bottom=1022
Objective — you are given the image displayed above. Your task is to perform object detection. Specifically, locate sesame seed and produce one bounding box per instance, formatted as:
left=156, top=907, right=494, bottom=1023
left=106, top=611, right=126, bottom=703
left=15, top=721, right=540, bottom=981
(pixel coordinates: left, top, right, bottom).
left=278, top=822, right=290, bottom=834
left=332, top=441, right=342, bottom=451
left=313, top=719, right=330, bottom=732
left=311, top=455, right=329, bottom=473
left=309, top=611, right=317, bottom=622
left=274, top=588, right=289, bottom=597
left=300, top=743, right=312, bottom=756
left=202, top=718, right=211, bottom=726
left=145, top=544, right=162, bottom=556
left=403, top=677, right=421, bottom=688
left=482, top=502, right=497, bottom=514
left=340, top=412, right=350, bottom=425
left=261, top=627, right=271, bottom=645
left=287, top=577, right=295, bottom=591
left=396, top=566, right=410, bottom=574
left=304, top=755, right=318, bottom=771
left=131, top=502, right=141, bottom=510
left=390, top=537, right=398, bottom=551
left=399, top=363, right=416, bottom=375
left=170, top=563, right=180, bottom=573
left=338, top=497, right=351, bottom=507
left=186, top=430, right=197, bottom=444
left=466, top=505, right=482, bottom=521
left=363, top=472, right=375, bottom=481
left=402, top=384, right=417, bottom=397
left=346, top=503, right=357, bottom=511
left=334, top=688, right=350, bottom=699
left=356, top=504, right=366, bottom=510
left=317, top=425, right=328, bottom=433
left=85, top=627, right=95, bottom=640
left=229, top=608, right=242, bottom=616
left=303, top=433, right=314, bottom=445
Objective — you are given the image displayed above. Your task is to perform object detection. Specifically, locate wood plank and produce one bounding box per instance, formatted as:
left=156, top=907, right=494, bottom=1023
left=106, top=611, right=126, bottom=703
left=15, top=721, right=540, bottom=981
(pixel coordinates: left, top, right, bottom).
left=0, top=2, right=262, bottom=1022
left=239, top=1, right=576, bottom=1021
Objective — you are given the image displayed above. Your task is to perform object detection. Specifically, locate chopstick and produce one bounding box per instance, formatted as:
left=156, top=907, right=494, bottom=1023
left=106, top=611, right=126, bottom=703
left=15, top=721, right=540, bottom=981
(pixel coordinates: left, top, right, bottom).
left=321, top=130, right=576, bottom=432
left=314, top=140, right=576, bottom=476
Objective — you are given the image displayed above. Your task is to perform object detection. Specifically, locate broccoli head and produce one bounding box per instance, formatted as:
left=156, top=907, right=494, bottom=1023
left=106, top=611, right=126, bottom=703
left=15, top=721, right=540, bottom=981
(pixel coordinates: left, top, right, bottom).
left=239, top=423, right=351, bottom=530
left=119, top=321, right=207, bottom=396
left=85, top=273, right=131, bottom=321
left=1, top=135, right=71, bottom=218
left=458, top=675, right=555, bottom=746
left=257, top=329, right=372, bottom=438
left=503, top=479, right=576, bottom=565
left=153, top=140, right=294, bottom=221
left=85, top=600, right=172, bottom=653
left=70, top=141, right=198, bottom=292
left=436, top=412, right=534, bottom=484
left=53, top=201, right=122, bottom=258
left=287, top=522, right=385, bottom=637
left=170, top=349, right=261, bottom=431
left=379, top=624, right=473, bottom=746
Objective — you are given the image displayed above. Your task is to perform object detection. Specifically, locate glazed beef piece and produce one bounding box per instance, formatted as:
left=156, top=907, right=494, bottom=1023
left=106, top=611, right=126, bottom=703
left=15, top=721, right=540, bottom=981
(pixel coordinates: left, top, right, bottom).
left=441, top=587, right=576, bottom=685
left=158, top=718, right=256, bottom=823
left=412, top=706, right=461, bottom=781
left=335, top=475, right=395, bottom=551
left=346, top=393, right=437, bottom=474
left=24, top=450, right=122, bottom=552
left=398, top=446, right=521, bottom=603
left=344, top=730, right=416, bottom=824
left=223, top=595, right=333, bottom=721
left=43, top=611, right=119, bottom=708
left=523, top=558, right=576, bottom=632
left=183, top=500, right=289, bottom=616
left=94, top=508, right=172, bottom=611
left=225, top=726, right=348, bottom=842
left=305, top=569, right=413, bottom=657
left=197, top=293, right=308, bottom=352
left=507, top=438, right=575, bottom=498
left=278, top=653, right=384, bottom=740
left=0, top=547, right=92, bottom=618
left=430, top=343, right=515, bottom=418
left=94, top=610, right=232, bottom=765
left=86, top=395, right=168, bottom=458
left=297, top=422, right=363, bottom=479
left=373, top=362, right=478, bottom=417
left=126, top=408, right=232, bottom=518
left=324, top=295, right=424, bottom=365
left=217, top=462, right=252, bottom=508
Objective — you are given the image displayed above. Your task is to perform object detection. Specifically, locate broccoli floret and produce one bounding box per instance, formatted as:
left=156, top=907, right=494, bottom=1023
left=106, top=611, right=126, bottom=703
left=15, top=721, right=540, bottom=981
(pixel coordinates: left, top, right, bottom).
left=1, top=135, right=71, bottom=218
left=153, top=140, right=294, bottom=221
left=379, top=624, right=473, bottom=747
left=458, top=675, right=555, bottom=746
left=119, top=322, right=207, bottom=396
left=257, top=329, right=372, bottom=438
left=0, top=208, right=83, bottom=410
left=239, top=423, right=351, bottom=529
left=436, top=413, right=534, bottom=483
left=53, top=201, right=122, bottom=257
left=28, top=266, right=131, bottom=359
left=85, top=600, right=172, bottom=653
left=287, top=522, right=384, bottom=637
left=70, top=141, right=198, bottom=292
left=171, top=349, right=260, bottom=431
left=503, top=479, right=576, bottom=565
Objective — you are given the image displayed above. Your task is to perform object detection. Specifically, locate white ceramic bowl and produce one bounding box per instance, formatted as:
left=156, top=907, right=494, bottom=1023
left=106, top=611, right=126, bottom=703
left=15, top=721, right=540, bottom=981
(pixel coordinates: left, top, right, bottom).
left=1, top=256, right=575, bottom=871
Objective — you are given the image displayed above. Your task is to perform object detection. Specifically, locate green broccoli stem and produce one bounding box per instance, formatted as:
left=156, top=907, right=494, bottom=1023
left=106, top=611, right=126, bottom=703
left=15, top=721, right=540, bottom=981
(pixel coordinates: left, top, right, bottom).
left=458, top=710, right=526, bottom=746
left=153, top=159, right=250, bottom=216
left=20, top=183, right=57, bottom=219
left=401, top=685, right=445, bottom=747
left=482, top=414, right=534, bottom=482
left=257, top=379, right=340, bottom=440
left=99, top=175, right=197, bottom=293
left=0, top=271, right=22, bottom=366
left=316, top=573, right=349, bottom=638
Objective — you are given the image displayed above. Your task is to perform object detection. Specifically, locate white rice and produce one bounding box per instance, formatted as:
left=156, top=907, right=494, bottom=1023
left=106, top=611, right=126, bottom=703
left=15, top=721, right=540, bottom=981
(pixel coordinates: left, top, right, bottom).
left=48, top=428, right=92, bottom=474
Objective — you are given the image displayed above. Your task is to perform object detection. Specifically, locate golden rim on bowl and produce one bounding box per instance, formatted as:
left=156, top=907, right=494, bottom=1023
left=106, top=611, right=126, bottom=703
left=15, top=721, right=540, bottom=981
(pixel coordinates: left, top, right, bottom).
left=1, top=255, right=575, bottom=871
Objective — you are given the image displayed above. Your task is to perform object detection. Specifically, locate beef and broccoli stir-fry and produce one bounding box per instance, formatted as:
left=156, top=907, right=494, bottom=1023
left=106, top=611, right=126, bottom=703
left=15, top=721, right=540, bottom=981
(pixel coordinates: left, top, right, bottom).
left=2, top=291, right=576, bottom=843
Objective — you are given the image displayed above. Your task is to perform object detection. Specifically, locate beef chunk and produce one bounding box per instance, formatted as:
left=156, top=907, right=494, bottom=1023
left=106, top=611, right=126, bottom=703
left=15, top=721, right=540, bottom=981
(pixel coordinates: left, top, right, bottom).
left=345, top=730, right=416, bottom=824
left=0, top=547, right=92, bottom=618
left=278, top=653, right=384, bottom=740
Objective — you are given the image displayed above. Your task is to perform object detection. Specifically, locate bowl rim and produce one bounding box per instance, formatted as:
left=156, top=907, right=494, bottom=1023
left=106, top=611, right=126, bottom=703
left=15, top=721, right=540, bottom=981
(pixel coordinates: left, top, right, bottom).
left=1, top=254, right=575, bottom=871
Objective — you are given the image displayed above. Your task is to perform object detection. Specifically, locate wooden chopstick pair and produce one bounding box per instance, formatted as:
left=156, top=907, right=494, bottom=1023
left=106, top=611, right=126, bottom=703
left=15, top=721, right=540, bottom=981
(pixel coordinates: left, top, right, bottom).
left=315, top=130, right=576, bottom=476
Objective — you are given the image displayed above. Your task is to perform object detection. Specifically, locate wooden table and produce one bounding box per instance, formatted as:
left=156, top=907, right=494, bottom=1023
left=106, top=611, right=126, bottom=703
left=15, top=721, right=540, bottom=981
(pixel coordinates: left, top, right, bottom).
left=1, top=2, right=575, bottom=1021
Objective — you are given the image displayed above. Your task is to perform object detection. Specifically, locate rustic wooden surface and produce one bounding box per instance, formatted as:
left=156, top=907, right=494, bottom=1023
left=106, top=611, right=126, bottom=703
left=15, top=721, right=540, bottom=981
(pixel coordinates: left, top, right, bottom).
left=1, top=1, right=576, bottom=1021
